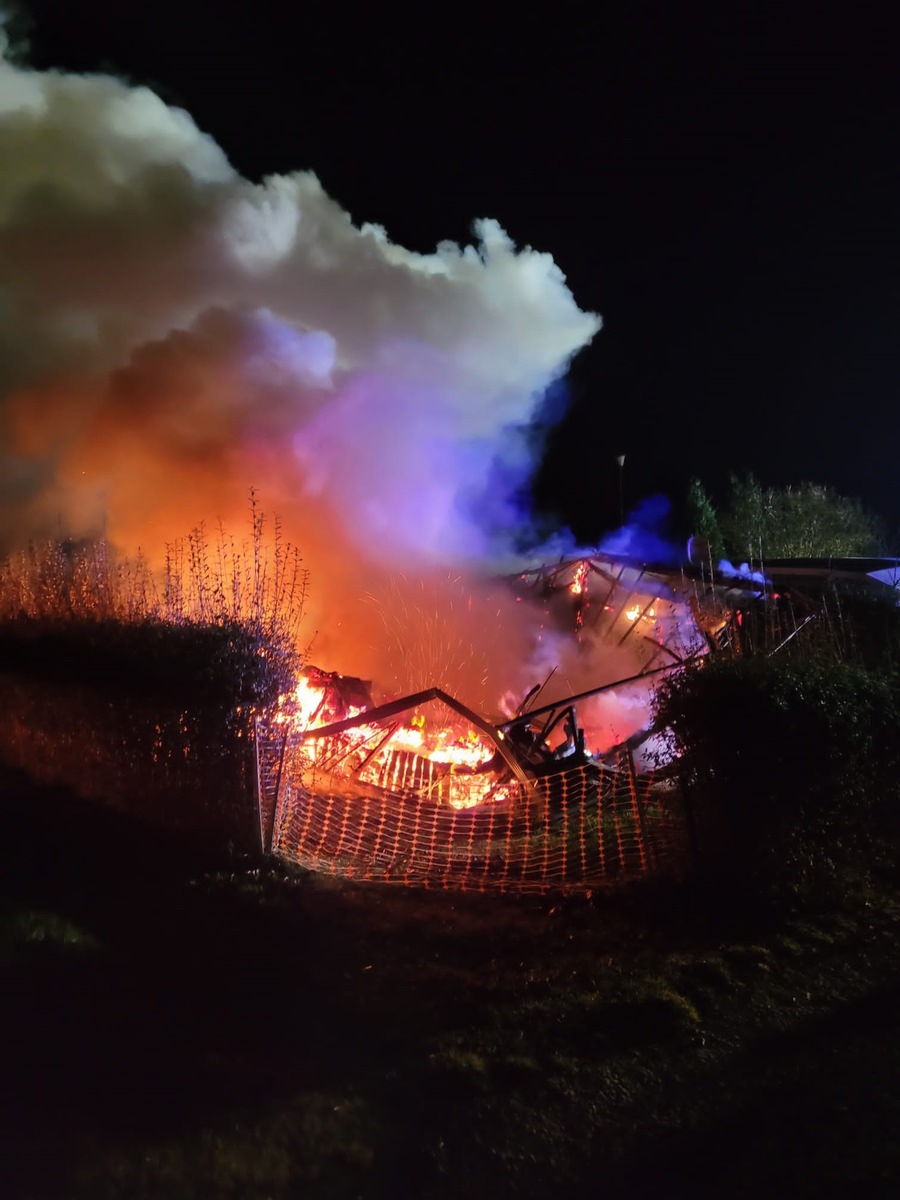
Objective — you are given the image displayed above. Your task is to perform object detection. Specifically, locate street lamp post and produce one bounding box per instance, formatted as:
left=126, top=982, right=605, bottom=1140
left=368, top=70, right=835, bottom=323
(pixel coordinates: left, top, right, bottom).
left=615, top=454, right=626, bottom=523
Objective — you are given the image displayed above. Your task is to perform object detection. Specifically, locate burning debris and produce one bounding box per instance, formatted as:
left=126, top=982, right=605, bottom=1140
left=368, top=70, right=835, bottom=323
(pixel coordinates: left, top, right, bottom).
left=258, top=628, right=689, bottom=888
left=274, top=670, right=524, bottom=812
left=252, top=544, right=874, bottom=890
left=260, top=551, right=711, bottom=845
left=291, top=666, right=375, bottom=728
left=264, top=544, right=860, bottom=823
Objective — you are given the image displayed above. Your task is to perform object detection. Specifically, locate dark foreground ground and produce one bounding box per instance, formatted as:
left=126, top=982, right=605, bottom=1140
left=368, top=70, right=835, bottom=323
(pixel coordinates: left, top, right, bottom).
left=1, top=765, right=898, bottom=1200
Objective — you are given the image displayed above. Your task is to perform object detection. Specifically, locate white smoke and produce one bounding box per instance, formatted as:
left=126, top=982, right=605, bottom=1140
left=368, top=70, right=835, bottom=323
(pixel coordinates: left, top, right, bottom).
left=0, top=34, right=610, bottom=707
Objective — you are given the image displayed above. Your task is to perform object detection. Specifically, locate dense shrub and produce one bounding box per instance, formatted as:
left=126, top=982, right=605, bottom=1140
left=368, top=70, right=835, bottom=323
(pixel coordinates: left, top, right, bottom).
left=0, top=513, right=307, bottom=849
left=0, top=614, right=299, bottom=711
left=0, top=506, right=307, bottom=712
left=653, top=655, right=900, bottom=900
left=824, top=590, right=900, bottom=676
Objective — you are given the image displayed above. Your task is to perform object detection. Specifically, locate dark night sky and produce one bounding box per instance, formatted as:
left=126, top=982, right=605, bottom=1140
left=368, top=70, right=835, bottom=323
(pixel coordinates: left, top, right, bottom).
left=18, top=0, right=900, bottom=543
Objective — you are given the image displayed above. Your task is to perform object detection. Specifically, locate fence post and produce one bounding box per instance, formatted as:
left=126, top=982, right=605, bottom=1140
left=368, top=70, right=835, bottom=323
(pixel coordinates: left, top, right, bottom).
left=254, top=716, right=288, bottom=856
left=254, top=716, right=266, bottom=854
left=268, top=729, right=289, bottom=856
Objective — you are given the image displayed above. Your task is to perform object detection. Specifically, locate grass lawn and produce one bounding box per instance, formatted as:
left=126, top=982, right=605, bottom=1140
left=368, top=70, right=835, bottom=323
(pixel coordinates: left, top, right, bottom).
left=2, top=763, right=899, bottom=1199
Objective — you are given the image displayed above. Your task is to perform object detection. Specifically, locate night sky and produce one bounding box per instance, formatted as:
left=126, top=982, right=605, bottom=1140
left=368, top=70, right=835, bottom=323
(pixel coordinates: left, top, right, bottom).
left=17, top=1, right=900, bottom=543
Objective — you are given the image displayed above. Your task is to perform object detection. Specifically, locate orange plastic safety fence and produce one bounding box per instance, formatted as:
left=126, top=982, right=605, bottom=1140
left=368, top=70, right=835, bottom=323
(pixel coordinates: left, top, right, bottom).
left=257, top=724, right=690, bottom=892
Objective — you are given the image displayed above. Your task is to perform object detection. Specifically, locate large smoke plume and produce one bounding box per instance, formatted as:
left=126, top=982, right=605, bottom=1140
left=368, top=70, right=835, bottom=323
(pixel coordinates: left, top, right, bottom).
left=0, top=30, right=624, bottom=711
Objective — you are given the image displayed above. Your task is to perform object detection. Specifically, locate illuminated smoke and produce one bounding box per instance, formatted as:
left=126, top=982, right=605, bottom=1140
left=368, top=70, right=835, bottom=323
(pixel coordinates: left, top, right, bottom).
left=0, top=32, right=616, bottom=707
left=718, top=560, right=769, bottom=585
left=597, top=496, right=680, bottom=565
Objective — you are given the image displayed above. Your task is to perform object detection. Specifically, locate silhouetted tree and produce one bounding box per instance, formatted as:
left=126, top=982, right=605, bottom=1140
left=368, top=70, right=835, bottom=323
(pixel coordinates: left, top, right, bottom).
left=689, top=474, right=885, bottom=562
left=685, top=477, right=725, bottom=563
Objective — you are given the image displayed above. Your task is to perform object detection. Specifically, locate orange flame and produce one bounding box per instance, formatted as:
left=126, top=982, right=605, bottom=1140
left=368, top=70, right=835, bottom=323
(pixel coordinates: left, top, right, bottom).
left=570, top=561, right=589, bottom=596
left=274, top=671, right=511, bottom=810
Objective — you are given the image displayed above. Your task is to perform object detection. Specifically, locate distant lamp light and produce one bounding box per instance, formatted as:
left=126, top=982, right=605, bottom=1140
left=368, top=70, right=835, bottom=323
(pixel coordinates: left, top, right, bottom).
left=615, top=454, right=626, bottom=522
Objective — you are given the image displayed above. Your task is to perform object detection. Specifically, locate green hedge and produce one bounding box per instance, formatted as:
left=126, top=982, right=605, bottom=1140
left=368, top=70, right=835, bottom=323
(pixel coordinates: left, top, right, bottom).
left=0, top=615, right=298, bottom=711
left=653, top=655, right=900, bottom=898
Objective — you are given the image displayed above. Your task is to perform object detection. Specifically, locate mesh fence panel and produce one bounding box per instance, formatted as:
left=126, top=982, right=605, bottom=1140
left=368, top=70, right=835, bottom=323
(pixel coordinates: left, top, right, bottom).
left=259, top=715, right=690, bottom=892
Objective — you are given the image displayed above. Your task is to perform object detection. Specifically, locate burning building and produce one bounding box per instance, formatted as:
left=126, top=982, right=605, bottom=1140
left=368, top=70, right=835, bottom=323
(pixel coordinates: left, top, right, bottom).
left=5, top=35, right=876, bottom=891
left=255, top=541, right=889, bottom=891
left=252, top=551, right=721, bottom=890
